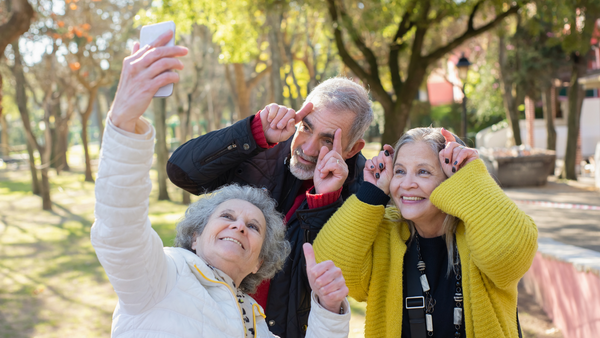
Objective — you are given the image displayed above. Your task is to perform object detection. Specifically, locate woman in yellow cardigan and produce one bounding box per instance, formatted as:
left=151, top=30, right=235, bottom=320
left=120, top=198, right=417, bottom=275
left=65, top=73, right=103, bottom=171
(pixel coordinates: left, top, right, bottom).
left=313, top=127, right=537, bottom=338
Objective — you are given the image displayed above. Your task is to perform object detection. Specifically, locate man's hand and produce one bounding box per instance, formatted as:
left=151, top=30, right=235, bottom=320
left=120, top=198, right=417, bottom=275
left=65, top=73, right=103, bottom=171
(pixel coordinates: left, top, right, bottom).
left=439, top=128, right=479, bottom=178
left=109, top=31, right=188, bottom=133
left=313, top=129, right=348, bottom=194
left=259, top=102, right=313, bottom=144
left=363, top=144, right=394, bottom=195
left=303, top=243, right=348, bottom=314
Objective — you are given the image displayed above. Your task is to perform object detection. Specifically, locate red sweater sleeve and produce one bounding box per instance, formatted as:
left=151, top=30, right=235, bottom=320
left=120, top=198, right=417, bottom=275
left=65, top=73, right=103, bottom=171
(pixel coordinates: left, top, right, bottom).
left=306, top=187, right=342, bottom=209
left=251, top=112, right=277, bottom=149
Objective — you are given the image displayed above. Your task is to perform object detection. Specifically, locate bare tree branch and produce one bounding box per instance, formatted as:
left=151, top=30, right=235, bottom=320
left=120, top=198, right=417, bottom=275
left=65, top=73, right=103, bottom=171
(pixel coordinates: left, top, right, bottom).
left=334, top=0, right=380, bottom=78
left=247, top=64, right=272, bottom=90
left=425, top=4, right=519, bottom=63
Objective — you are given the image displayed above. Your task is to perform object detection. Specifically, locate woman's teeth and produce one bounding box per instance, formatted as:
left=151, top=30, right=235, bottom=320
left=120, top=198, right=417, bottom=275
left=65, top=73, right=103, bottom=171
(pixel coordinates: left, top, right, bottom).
left=222, top=237, right=243, bottom=248
left=403, top=196, right=424, bottom=201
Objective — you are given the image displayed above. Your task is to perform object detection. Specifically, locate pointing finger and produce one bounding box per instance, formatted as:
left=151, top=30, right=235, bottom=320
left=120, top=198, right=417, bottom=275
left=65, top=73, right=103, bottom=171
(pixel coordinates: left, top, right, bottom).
left=303, top=243, right=317, bottom=271
left=441, top=127, right=456, bottom=144
left=294, top=102, right=314, bottom=123
left=333, top=128, right=343, bottom=155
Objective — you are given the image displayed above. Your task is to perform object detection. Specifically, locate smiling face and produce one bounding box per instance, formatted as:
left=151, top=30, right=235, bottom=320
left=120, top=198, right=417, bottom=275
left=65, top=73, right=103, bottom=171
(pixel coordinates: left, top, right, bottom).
left=389, top=141, right=448, bottom=236
left=289, top=106, right=363, bottom=180
left=192, top=199, right=266, bottom=284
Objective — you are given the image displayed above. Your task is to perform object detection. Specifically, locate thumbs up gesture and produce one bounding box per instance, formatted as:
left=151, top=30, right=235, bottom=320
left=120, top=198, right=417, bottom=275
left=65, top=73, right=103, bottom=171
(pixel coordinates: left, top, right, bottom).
left=303, top=243, right=348, bottom=314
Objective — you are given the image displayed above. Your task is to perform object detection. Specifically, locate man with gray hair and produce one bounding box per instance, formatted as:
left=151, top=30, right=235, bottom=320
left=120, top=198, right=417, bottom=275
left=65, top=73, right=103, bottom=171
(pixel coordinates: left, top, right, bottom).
left=167, top=77, right=373, bottom=338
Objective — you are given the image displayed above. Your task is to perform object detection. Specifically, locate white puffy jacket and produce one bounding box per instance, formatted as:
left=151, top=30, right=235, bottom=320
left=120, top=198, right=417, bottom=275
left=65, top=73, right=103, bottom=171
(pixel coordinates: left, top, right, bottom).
left=91, top=118, right=350, bottom=338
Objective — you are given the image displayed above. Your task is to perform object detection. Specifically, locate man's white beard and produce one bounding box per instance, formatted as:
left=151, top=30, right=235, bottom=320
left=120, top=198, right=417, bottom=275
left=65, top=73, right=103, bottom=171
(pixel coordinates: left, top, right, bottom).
left=289, top=148, right=317, bottom=180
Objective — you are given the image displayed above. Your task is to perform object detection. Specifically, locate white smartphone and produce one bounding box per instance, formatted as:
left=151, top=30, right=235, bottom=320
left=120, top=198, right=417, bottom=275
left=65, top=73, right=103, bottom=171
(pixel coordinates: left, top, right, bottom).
left=139, top=21, right=176, bottom=98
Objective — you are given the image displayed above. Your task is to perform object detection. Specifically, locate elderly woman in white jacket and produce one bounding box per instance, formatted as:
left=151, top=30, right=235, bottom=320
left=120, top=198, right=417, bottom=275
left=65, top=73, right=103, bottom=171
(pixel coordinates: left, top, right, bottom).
left=91, top=30, right=351, bottom=337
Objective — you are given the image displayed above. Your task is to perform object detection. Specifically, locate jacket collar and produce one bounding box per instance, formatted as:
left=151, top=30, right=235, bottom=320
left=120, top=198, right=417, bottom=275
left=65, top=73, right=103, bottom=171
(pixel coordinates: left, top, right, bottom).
left=173, top=248, right=266, bottom=319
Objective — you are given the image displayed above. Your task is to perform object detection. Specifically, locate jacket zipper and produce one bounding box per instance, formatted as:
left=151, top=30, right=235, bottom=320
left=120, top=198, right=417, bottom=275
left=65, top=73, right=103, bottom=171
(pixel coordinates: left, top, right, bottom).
left=202, top=142, right=237, bottom=164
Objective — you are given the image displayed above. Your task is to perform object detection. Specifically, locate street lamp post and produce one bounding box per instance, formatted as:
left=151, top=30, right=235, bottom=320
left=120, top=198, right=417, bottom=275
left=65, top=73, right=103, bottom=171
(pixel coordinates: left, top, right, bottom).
left=456, top=53, right=471, bottom=142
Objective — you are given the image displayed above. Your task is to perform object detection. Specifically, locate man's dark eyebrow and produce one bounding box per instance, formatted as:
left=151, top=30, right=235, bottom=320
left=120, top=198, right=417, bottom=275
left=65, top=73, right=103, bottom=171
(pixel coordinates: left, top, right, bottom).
left=303, top=116, right=314, bottom=130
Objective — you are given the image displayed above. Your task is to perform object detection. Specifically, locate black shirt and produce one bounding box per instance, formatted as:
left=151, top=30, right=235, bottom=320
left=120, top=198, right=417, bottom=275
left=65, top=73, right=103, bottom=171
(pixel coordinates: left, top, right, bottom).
left=402, top=235, right=466, bottom=338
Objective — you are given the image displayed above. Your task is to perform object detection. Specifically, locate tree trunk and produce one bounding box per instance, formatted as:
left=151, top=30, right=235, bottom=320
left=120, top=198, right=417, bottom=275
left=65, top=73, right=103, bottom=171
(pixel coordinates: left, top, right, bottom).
left=26, top=136, right=41, bottom=195
left=498, top=36, right=522, bottom=147
left=0, top=113, right=8, bottom=157
left=12, top=41, right=51, bottom=207
left=234, top=63, right=251, bottom=119
left=80, top=88, right=99, bottom=182
left=12, top=40, right=40, bottom=196
left=561, top=55, right=586, bottom=180
left=81, top=118, right=94, bottom=182
left=267, top=3, right=285, bottom=105
left=153, top=98, right=171, bottom=201
left=95, top=96, right=105, bottom=149
left=40, top=117, right=53, bottom=211
left=541, top=84, right=557, bottom=151
left=180, top=94, right=192, bottom=205
left=56, top=97, right=75, bottom=172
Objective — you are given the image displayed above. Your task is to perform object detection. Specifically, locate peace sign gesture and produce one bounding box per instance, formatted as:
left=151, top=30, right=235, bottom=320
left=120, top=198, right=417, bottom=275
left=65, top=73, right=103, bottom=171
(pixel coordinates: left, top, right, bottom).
left=313, top=129, right=348, bottom=194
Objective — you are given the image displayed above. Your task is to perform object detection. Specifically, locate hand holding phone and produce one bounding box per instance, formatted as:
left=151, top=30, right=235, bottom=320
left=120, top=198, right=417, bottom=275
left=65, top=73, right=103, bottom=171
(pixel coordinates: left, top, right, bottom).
left=140, top=21, right=176, bottom=97
left=108, top=23, right=187, bottom=133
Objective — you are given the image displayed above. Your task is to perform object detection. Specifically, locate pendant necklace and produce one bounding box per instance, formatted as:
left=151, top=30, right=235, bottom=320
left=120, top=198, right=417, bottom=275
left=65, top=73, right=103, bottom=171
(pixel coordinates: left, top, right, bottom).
left=414, top=234, right=463, bottom=337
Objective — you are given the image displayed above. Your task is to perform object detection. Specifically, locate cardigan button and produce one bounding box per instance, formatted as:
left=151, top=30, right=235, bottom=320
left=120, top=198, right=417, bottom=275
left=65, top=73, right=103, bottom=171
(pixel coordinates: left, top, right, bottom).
left=268, top=320, right=275, bottom=326
left=243, top=143, right=250, bottom=150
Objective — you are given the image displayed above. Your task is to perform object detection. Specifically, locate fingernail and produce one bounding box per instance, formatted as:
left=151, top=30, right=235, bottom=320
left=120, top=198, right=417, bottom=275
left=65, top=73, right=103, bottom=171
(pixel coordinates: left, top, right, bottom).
left=371, top=165, right=374, bottom=169
left=445, top=158, right=449, bottom=164
left=379, top=163, right=383, bottom=170
left=453, top=161, right=458, bottom=165
left=375, top=173, right=380, bottom=179
left=384, top=150, right=390, bottom=156
left=452, top=167, right=456, bottom=173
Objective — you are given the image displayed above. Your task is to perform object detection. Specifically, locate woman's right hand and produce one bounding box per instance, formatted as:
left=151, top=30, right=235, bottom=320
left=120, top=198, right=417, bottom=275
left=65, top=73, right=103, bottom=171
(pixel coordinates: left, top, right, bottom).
left=109, top=31, right=188, bottom=133
left=363, top=144, right=394, bottom=195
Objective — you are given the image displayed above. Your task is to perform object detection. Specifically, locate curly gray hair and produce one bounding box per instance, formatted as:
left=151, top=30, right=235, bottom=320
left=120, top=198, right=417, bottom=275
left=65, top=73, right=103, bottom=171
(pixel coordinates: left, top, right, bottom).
left=174, top=184, right=290, bottom=293
left=304, top=77, right=373, bottom=150
left=392, top=127, right=466, bottom=275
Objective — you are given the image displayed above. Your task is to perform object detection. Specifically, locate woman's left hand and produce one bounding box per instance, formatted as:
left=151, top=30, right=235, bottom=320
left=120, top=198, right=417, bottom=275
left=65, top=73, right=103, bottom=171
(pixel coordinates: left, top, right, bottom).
left=439, top=128, right=479, bottom=178
left=303, top=243, right=348, bottom=314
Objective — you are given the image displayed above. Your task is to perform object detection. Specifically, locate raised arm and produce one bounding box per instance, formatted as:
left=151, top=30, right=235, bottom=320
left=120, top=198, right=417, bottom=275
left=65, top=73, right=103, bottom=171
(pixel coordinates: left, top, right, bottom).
left=91, top=30, right=187, bottom=314
left=167, top=103, right=313, bottom=195
left=433, top=130, right=537, bottom=289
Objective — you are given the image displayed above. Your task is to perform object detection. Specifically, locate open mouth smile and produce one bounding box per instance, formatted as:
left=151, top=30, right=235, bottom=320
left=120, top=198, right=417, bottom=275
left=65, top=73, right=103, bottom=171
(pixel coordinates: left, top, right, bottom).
left=402, top=196, right=425, bottom=201
left=220, top=237, right=244, bottom=249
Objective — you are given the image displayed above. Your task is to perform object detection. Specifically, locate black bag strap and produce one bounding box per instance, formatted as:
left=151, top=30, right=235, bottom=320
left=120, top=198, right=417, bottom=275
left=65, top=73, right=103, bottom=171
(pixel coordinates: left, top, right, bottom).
left=406, top=246, right=427, bottom=338
left=517, top=309, right=523, bottom=338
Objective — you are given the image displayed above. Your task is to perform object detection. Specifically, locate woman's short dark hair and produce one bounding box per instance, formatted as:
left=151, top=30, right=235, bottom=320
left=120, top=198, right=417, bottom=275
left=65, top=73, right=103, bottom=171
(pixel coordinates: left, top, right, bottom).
left=174, top=184, right=290, bottom=293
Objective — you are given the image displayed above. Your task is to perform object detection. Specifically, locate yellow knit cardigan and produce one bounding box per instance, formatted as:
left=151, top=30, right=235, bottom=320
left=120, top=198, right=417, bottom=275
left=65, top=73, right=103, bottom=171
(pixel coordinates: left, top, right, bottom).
left=314, top=159, right=538, bottom=338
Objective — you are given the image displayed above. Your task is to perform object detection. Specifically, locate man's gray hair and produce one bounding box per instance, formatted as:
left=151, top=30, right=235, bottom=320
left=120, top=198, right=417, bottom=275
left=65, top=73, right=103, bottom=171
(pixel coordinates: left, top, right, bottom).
left=305, top=77, right=373, bottom=149
left=174, top=184, right=290, bottom=294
